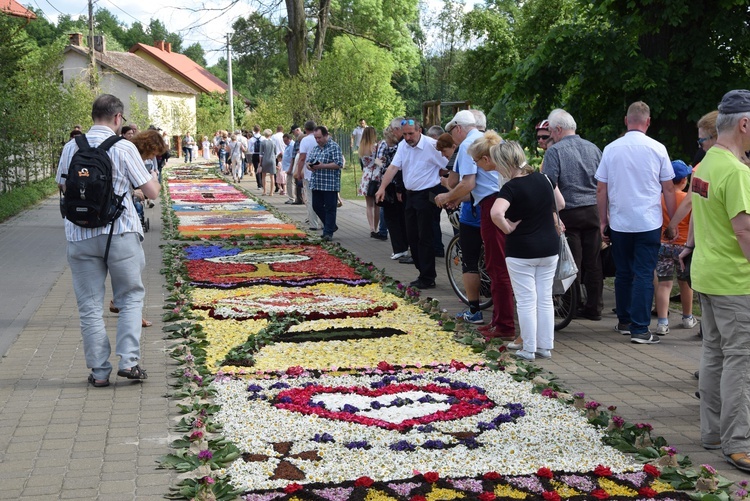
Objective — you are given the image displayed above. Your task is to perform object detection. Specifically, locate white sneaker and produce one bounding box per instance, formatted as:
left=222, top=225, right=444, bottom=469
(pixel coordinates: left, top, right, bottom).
left=514, top=350, right=535, bottom=361
left=655, top=323, right=670, bottom=335
left=390, top=251, right=409, bottom=260
left=535, top=349, right=552, bottom=359
left=682, top=316, right=698, bottom=329
left=507, top=342, right=523, bottom=350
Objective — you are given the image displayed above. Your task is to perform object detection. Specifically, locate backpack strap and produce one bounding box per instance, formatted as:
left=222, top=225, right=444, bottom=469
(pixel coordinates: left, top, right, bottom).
left=74, top=134, right=91, bottom=151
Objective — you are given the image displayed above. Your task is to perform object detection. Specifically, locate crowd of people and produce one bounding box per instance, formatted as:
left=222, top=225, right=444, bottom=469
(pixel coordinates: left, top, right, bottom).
left=56, top=90, right=750, bottom=474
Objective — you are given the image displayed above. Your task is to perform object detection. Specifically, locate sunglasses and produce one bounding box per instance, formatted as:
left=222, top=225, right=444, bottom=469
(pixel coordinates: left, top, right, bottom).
left=697, top=136, right=713, bottom=146
left=537, top=135, right=550, bottom=140
left=401, top=119, right=415, bottom=126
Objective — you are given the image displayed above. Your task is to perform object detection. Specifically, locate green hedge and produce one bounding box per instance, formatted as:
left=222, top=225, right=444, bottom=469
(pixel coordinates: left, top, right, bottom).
left=0, top=178, right=58, bottom=223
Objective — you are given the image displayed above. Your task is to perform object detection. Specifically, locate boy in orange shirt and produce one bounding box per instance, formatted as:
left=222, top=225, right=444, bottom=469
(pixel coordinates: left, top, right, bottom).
left=655, top=160, right=698, bottom=335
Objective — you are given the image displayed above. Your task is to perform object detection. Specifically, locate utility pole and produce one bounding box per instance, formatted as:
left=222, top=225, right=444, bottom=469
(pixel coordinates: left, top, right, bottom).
left=88, top=0, right=97, bottom=88
left=227, top=33, right=235, bottom=132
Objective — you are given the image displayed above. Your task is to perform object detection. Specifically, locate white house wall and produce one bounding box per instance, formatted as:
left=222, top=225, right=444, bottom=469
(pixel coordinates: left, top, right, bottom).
left=61, top=51, right=196, bottom=135
left=147, top=93, right=197, bottom=137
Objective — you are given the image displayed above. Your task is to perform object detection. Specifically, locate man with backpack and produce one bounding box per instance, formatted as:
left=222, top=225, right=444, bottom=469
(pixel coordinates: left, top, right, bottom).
left=250, top=125, right=263, bottom=188
left=56, top=94, right=160, bottom=388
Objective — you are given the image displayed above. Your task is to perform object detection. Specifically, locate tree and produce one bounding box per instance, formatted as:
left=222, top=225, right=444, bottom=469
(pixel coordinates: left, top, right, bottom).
left=231, top=13, right=288, bottom=100
left=501, top=0, right=750, bottom=156
left=315, top=37, right=405, bottom=130
left=183, top=43, right=207, bottom=67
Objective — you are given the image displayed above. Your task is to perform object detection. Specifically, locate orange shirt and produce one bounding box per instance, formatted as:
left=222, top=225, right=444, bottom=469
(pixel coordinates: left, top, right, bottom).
left=661, top=190, right=689, bottom=245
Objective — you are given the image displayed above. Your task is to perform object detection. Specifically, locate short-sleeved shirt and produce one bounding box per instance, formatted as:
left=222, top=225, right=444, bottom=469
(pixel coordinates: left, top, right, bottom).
left=499, top=172, right=558, bottom=259
left=298, top=133, right=318, bottom=181
left=56, top=125, right=152, bottom=241
left=543, top=134, right=602, bottom=209
left=453, top=129, right=482, bottom=227
left=595, top=130, right=674, bottom=232
left=271, top=132, right=285, bottom=156
left=282, top=141, right=296, bottom=173
left=308, top=138, right=344, bottom=192
left=352, top=126, right=364, bottom=148
left=691, top=147, right=750, bottom=295
left=389, top=134, right=447, bottom=191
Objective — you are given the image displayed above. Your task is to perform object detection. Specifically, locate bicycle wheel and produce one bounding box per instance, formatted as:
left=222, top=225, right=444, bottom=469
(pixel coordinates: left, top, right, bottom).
left=446, top=236, right=468, bottom=306
left=445, top=237, right=493, bottom=310
left=553, top=281, right=577, bottom=330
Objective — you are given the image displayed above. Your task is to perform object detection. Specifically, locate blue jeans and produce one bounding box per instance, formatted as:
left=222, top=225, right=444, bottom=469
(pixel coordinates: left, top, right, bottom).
left=610, top=227, right=661, bottom=335
left=67, top=232, right=146, bottom=380
left=312, top=190, right=339, bottom=237
left=377, top=207, right=388, bottom=237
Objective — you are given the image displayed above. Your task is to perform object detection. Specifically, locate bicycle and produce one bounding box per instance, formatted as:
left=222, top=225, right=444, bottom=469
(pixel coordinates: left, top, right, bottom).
left=445, top=212, right=493, bottom=310
left=553, top=279, right=578, bottom=330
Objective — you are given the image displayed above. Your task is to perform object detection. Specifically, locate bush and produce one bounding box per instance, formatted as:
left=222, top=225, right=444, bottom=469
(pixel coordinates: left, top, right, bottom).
left=0, top=177, right=57, bottom=222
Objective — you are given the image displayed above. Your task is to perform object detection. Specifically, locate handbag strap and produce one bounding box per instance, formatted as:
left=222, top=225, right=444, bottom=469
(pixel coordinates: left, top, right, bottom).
left=544, top=174, right=564, bottom=235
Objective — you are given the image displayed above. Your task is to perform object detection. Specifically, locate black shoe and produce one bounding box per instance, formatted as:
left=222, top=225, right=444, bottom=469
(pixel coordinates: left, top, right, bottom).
left=322, top=234, right=332, bottom=241
left=292, top=202, right=304, bottom=205
left=284, top=200, right=294, bottom=204
left=409, top=278, right=435, bottom=289
left=371, top=232, right=387, bottom=241
left=399, top=256, right=414, bottom=264
left=576, top=307, right=602, bottom=321
left=694, top=370, right=699, bottom=380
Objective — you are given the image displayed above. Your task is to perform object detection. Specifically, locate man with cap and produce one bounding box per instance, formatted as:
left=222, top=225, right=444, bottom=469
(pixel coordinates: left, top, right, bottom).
left=596, top=101, right=677, bottom=345
left=434, top=110, right=515, bottom=338
left=544, top=108, right=604, bottom=321
left=684, top=89, right=750, bottom=473
left=375, top=118, right=448, bottom=288
left=654, top=159, right=697, bottom=336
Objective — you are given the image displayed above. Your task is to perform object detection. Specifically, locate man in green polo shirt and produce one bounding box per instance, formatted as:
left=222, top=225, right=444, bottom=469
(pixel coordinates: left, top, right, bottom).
left=686, top=89, right=750, bottom=473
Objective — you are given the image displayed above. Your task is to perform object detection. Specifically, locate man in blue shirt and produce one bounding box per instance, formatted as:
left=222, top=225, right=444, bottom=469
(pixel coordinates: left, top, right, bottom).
left=307, top=126, right=344, bottom=241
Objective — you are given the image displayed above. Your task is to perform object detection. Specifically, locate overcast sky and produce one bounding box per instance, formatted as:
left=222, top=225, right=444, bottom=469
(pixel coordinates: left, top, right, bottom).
left=31, top=0, right=480, bottom=67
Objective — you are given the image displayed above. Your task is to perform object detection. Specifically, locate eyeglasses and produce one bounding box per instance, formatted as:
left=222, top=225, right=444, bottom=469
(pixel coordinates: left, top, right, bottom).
left=537, top=135, right=550, bottom=141
left=118, top=113, right=127, bottom=123
left=697, top=136, right=714, bottom=146
left=401, top=119, right=415, bottom=126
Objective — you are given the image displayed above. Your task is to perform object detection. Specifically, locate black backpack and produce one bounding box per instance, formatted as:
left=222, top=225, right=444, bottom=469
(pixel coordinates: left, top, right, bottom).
left=253, top=135, right=262, bottom=155
left=60, top=134, right=127, bottom=262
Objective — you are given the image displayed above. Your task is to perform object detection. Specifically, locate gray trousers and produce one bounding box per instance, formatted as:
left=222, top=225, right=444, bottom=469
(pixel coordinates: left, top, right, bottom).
left=699, top=293, right=750, bottom=454
left=67, top=232, right=145, bottom=380
left=303, top=179, right=322, bottom=229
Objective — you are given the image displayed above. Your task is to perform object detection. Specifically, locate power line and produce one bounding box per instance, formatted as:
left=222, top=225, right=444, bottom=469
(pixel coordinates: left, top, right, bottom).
left=98, top=0, right=143, bottom=24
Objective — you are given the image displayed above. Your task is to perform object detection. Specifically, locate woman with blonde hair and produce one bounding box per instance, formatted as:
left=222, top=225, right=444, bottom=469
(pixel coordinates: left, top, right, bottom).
left=472, top=136, right=565, bottom=361
left=357, top=126, right=385, bottom=239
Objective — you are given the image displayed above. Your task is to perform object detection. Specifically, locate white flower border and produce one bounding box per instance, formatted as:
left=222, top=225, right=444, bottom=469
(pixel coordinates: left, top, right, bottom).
left=212, top=369, right=639, bottom=491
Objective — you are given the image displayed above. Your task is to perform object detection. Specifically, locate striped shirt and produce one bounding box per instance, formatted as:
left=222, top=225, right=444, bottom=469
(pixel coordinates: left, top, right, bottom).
left=56, top=125, right=153, bottom=242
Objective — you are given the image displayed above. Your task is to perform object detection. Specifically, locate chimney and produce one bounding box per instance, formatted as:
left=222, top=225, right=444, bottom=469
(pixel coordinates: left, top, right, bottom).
left=165, top=42, right=172, bottom=53
left=155, top=40, right=165, bottom=51
left=69, top=33, right=83, bottom=46
left=93, top=35, right=106, bottom=53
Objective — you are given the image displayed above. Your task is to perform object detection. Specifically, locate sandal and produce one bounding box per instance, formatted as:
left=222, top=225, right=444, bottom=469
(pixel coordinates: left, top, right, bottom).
left=88, top=373, right=110, bottom=388
left=142, top=318, right=152, bottom=328
left=109, top=300, right=119, bottom=313
left=725, top=452, right=750, bottom=473
left=117, top=364, right=148, bottom=380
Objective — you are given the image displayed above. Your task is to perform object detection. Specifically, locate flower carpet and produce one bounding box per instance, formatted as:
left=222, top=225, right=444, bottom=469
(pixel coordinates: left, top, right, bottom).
left=167, top=168, right=304, bottom=239
left=160, top=163, right=715, bottom=500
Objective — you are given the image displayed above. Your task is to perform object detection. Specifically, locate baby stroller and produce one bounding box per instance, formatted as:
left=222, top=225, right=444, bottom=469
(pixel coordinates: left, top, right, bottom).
left=134, top=194, right=150, bottom=232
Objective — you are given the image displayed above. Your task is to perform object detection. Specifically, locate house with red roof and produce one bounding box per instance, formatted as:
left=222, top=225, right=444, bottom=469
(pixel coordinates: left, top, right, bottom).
left=0, top=0, right=36, bottom=19
left=62, top=34, right=198, bottom=136
left=129, top=41, right=229, bottom=95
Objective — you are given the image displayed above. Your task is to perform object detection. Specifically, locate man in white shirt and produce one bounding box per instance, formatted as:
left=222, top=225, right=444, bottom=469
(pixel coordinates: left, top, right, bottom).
left=294, top=121, right=323, bottom=230
left=271, top=125, right=285, bottom=157
left=56, top=94, right=160, bottom=387
left=376, top=118, right=448, bottom=289
left=596, top=101, right=676, bottom=345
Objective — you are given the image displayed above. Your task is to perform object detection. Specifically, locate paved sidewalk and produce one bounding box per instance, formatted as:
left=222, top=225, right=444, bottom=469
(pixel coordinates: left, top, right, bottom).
left=0, top=170, right=744, bottom=500
left=0, top=195, right=175, bottom=499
